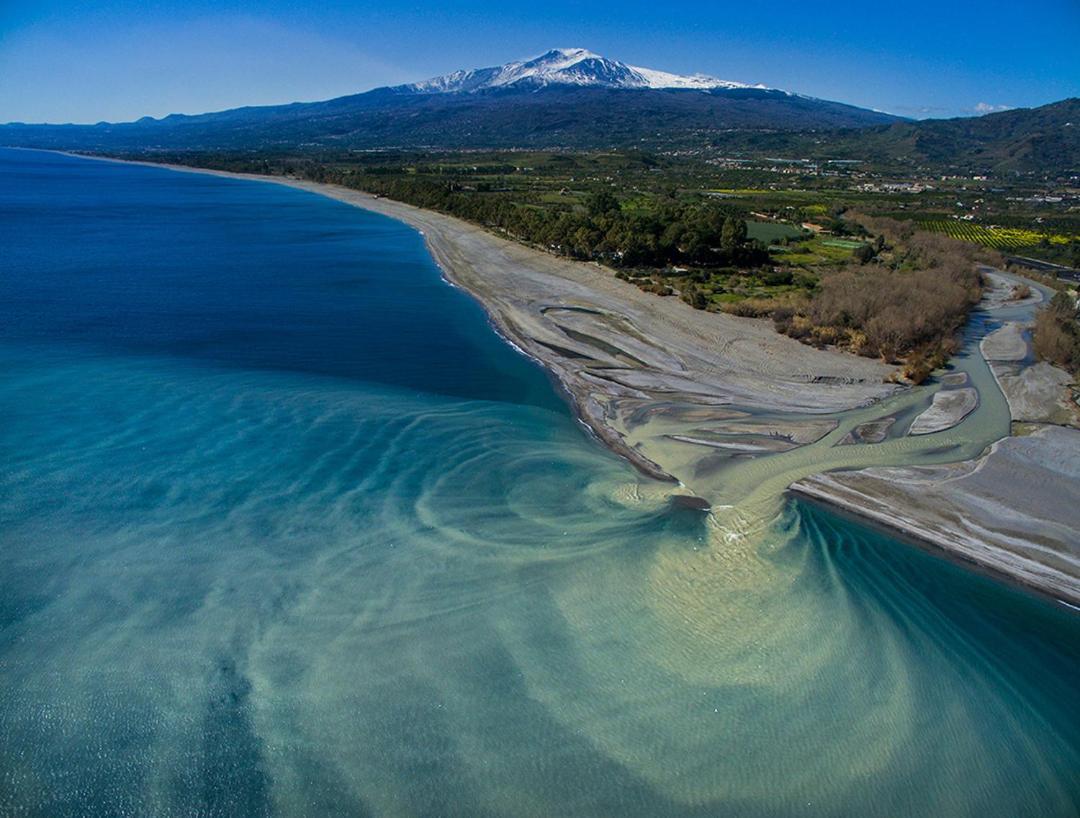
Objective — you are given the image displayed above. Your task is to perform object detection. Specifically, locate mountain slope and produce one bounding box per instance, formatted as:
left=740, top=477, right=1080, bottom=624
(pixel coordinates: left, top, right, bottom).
left=399, top=47, right=762, bottom=93
left=867, top=98, right=1080, bottom=173
left=0, top=87, right=901, bottom=152
left=0, top=48, right=899, bottom=152
left=662, top=97, right=1080, bottom=176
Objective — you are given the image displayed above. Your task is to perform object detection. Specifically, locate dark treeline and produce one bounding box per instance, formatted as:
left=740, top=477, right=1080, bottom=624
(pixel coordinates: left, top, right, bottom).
left=337, top=173, right=768, bottom=269
left=131, top=153, right=767, bottom=269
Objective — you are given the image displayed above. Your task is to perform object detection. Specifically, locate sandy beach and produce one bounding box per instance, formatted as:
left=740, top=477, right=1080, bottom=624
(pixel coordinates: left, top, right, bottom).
left=58, top=154, right=1080, bottom=604
left=100, top=160, right=895, bottom=482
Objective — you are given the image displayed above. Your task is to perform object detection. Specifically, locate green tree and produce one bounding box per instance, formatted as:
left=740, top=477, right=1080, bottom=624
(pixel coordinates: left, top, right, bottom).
left=720, top=216, right=748, bottom=255
left=586, top=190, right=620, bottom=218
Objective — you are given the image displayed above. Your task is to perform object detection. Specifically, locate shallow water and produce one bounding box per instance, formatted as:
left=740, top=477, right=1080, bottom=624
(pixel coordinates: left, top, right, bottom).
left=1, top=149, right=1077, bottom=816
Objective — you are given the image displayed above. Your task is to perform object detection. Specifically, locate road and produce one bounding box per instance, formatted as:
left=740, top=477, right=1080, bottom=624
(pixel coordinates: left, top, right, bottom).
left=1005, top=254, right=1080, bottom=283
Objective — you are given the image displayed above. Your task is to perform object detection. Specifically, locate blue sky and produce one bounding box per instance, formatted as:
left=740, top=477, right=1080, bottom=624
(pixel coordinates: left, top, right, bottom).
left=1, top=0, right=1077, bottom=123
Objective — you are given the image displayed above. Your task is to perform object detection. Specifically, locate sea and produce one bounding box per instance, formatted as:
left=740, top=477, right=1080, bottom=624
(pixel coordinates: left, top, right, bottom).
left=1, top=148, right=1077, bottom=816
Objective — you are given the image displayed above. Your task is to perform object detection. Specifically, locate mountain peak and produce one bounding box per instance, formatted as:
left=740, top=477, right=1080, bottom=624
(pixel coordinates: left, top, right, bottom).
left=401, top=48, right=770, bottom=95
left=533, top=47, right=602, bottom=63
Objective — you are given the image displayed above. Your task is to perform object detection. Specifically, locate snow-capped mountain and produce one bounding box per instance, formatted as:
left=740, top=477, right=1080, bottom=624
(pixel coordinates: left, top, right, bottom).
left=1, top=46, right=912, bottom=152
left=402, top=48, right=768, bottom=94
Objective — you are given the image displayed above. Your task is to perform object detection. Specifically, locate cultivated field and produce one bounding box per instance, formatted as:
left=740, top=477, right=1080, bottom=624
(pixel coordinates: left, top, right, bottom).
left=918, top=220, right=1075, bottom=249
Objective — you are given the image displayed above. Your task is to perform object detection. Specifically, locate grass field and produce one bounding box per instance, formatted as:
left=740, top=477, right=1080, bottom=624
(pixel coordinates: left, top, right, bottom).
left=918, top=220, right=1075, bottom=249
left=778, top=237, right=859, bottom=265
left=746, top=220, right=806, bottom=243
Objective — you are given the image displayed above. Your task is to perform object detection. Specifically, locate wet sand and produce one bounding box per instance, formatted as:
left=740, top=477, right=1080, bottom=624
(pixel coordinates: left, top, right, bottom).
left=793, top=271, right=1080, bottom=604
left=265, top=180, right=1078, bottom=606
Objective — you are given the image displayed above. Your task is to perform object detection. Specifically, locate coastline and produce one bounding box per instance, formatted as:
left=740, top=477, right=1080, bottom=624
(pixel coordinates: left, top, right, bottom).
left=793, top=489, right=1080, bottom=610
left=4, top=145, right=1079, bottom=818
left=791, top=424, right=1080, bottom=607
left=791, top=272, right=1080, bottom=607
left=41, top=151, right=1080, bottom=605
left=68, top=154, right=898, bottom=485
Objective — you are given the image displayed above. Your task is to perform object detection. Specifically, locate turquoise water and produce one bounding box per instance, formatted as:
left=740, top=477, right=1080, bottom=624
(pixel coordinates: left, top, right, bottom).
left=1, top=149, right=1077, bottom=816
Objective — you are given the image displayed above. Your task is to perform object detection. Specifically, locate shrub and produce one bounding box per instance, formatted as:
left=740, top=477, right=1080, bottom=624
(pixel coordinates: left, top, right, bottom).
left=720, top=298, right=783, bottom=318
left=1010, top=283, right=1032, bottom=301
left=773, top=216, right=986, bottom=364
left=1033, top=291, right=1080, bottom=374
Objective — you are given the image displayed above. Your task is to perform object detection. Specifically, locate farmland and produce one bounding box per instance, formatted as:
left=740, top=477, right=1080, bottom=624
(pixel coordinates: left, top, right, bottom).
left=918, top=219, right=1076, bottom=250
left=745, top=220, right=807, bottom=243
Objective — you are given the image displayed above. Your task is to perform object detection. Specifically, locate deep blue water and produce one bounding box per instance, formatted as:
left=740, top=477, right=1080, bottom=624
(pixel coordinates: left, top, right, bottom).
left=1, top=149, right=1077, bottom=817
left=0, top=151, right=562, bottom=408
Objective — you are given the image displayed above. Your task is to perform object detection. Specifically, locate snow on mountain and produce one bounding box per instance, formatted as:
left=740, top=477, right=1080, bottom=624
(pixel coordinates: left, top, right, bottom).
left=402, top=48, right=770, bottom=94
left=628, top=66, right=751, bottom=91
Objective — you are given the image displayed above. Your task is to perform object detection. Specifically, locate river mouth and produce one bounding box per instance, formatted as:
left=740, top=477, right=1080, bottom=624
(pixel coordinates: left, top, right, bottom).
left=1, top=149, right=1077, bottom=816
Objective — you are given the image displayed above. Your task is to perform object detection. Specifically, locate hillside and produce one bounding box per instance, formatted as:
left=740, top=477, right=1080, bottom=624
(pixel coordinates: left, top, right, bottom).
left=868, top=98, right=1080, bottom=174
left=677, top=98, right=1080, bottom=176
left=0, top=48, right=898, bottom=152
left=1, top=50, right=1074, bottom=177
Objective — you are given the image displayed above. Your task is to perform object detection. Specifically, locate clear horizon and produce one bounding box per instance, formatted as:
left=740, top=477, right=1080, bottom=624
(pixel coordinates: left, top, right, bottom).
left=1, top=0, right=1078, bottom=124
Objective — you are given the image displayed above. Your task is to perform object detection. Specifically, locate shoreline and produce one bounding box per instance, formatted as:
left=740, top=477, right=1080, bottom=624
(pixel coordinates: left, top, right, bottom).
left=34, top=150, right=1080, bottom=606
left=75, top=153, right=677, bottom=480
left=55, top=152, right=900, bottom=486
left=790, top=426, right=1080, bottom=608
left=791, top=273, right=1080, bottom=607
left=791, top=485, right=1080, bottom=610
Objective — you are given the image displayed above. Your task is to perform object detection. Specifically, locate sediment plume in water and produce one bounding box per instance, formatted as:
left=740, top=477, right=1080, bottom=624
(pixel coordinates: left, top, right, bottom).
left=1, top=149, right=1076, bottom=817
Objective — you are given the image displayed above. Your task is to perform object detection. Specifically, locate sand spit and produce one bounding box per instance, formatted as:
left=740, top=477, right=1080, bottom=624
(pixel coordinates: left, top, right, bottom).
left=299, top=184, right=899, bottom=477
left=792, top=426, right=1080, bottom=605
